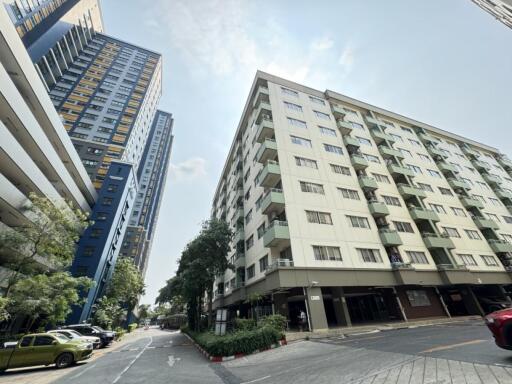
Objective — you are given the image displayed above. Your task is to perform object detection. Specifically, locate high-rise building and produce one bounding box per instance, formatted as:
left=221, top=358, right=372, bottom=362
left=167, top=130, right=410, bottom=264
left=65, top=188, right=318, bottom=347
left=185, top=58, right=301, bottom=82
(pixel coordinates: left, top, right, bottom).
left=119, top=110, right=174, bottom=278
left=472, top=0, right=512, bottom=29
left=212, top=71, right=512, bottom=330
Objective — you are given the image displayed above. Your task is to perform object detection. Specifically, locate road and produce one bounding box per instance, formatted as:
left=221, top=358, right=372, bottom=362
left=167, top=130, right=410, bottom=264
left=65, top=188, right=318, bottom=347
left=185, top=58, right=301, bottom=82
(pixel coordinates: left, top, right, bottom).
left=1, top=319, right=512, bottom=383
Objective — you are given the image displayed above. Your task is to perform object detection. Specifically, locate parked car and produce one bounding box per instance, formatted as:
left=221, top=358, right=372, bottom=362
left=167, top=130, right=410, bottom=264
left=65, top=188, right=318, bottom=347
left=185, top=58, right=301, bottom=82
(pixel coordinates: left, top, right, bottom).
left=48, top=329, right=101, bottom=349
left=63, top=324, right=115, bottom=348
left=0, top=333, right=93, bottom=372
left=479, top=296, right=511, bottom=314
left=485, top=308, right=512, bottom=350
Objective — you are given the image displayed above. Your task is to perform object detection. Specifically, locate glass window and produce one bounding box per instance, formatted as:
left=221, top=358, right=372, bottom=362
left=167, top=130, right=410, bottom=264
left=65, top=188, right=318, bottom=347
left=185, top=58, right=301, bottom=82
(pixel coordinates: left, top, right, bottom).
left=439, top=187, right=453, bottom=196
left=319, top=126, right=336, bottom=136
left=382, top=195, right=401, bottom=206
left=281, top=87, right=298, bottom=97
left=465, top=229, right=481, bottom=240
left=417, top=183, right=434, bottom=192
left=458, top=254, right=477, bottom=266
left=442, top=226, right=461, bottom=238
left=451, top=207, right=466, bottom=217
left=314, top=110, right=331, bottom=120
left=290, top=135, right=312, bottom=147
left=34, top=336, right=55, bottom=346
left=338, top=188, right=359, bottom=200
left=247, top=264, right=255, bottom=279
left=306, top=210, right=333, bottom=225
left=20, top=337, right=34, bottom=347
left=357, top=248, right=383, bottom=263
left=300, top=181, right=325, bottom=194
left=356, top=137, right=372, bottom=146
left=284, top=102, right=303, bottom=112
left=331, top=164, right=351, bottom=175
left=347, top=215, right=370, bottom=229
left=295, top=156, right=318, bottom=169
left=309, top=96, right=325, bottom=105
left=427, top=169, right=442, bottom=178
left=323, top=144, right=343, bottom=154
left=393, top=221, right=414, bottom=233
left=372, top=173, right=390, bottom=183
left=429, top=203, right=446, bottom=214
left=259, top=255, right=269, bottom=272
left=481, top=255, right=498, bottom=266
left=406, top=251, right=429, bottom=264
left=313, top=246, right=342, bottom=261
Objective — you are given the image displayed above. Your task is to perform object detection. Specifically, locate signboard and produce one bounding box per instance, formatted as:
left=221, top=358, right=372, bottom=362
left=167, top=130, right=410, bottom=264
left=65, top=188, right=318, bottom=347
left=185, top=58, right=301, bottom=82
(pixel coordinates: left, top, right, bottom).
left=215, top=309, right=228, bottom=336
left=310, top=295, right=320, bottom=301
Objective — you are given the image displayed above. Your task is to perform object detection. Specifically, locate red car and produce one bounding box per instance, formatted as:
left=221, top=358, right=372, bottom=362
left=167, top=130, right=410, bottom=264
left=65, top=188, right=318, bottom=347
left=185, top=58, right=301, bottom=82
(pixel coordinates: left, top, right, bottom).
left=485, top=308, right=512, bottom=350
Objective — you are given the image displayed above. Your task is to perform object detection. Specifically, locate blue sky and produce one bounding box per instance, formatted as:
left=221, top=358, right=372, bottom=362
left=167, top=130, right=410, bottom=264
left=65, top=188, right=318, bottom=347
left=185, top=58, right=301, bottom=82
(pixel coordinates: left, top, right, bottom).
left=100, top=0, right=512, bottom=305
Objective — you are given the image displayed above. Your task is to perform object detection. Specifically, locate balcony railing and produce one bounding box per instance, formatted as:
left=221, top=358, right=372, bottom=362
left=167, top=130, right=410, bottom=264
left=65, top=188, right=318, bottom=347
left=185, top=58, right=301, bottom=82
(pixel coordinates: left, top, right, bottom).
left=266, top=258, right=294, bottom=272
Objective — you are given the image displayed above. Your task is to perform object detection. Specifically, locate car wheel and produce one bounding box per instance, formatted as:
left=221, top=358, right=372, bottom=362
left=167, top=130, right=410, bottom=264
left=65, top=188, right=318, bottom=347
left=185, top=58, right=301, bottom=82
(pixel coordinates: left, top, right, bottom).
left=55, top=353, right=74, bottom=369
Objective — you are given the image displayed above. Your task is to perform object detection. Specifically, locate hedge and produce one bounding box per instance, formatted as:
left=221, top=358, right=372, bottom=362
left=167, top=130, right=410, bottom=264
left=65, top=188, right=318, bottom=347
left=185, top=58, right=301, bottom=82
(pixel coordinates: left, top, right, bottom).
left=186, top=326, right=283, bottom=357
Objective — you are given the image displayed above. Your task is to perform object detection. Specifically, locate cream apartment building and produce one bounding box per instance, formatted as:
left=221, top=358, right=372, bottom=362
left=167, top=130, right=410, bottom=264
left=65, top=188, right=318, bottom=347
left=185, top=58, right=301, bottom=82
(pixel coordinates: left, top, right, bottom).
left=211, top=71, right=512, bottom=330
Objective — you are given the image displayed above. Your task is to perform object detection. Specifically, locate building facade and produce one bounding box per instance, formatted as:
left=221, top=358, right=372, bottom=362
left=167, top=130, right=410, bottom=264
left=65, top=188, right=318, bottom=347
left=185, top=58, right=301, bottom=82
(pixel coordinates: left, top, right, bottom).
left=212, top=71, right=512, bottom=330
left=472, top=0, right=512, bottom=29
left=119, top=110, right=174, bottom=278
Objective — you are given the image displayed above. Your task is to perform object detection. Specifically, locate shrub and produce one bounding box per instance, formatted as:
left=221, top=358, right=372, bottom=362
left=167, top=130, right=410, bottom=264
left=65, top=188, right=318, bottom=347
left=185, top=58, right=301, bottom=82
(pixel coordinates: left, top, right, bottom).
left=259, top=315, right=287, bottom=332
left=128, top=323, right=137, bottom=333
left=114, top=327, right=126, bottom=340
left=187, top=326, right=282, bottom=357
left=233, top=318, right=256, bottom=332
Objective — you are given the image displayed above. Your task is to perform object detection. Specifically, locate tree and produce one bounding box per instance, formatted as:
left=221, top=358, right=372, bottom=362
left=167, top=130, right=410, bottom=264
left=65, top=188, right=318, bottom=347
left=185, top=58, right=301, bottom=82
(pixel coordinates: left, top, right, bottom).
left=7, top=272, right=92, bottom=329
left=105, top=257, right=145, bottom=320
left=137, top=304, right=151, bottom=321
left=155, top=276, right=184, bottom=312
left=0, top=193, right=90, bottom=296
left=92, top=296, right=124, bottom=329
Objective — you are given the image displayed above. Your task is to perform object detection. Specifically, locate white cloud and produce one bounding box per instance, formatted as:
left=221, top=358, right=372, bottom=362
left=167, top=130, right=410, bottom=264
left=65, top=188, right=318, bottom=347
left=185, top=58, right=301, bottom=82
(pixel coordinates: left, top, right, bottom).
left=310, top=36, right=334, bottom=51
left=169, top=157, right=206, bottom=182
left=338, top=43, right=355, bottom=74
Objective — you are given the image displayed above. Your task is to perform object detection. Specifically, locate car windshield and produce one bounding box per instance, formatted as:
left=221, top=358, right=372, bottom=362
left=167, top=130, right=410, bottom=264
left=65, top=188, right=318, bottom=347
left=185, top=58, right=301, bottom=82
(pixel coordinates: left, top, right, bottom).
left=54, top=334, right=70, bottom=342
left=93, top=326, right=107, bottom=332
left=68, top=330, right=83, bottom=338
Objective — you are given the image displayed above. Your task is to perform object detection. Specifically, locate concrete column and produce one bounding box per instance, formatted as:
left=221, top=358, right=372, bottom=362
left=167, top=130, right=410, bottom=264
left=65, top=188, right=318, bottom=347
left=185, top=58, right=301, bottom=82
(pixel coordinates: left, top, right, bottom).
left=435, top=287, right=451, bottom=318
left=392, top=287, right=408, bottom=322
left=461, top=286, right=485, bottom=316
left=331, top=287, right=352, bottom=327
left=306, top=286, right=328, bottom=331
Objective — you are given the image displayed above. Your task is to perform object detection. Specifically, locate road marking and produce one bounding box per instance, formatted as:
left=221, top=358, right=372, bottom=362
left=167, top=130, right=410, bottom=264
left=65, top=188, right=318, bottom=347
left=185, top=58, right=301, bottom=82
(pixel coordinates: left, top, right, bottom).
left=240, top=375, right=271, bottom=384
left=70, top=364, right=97, bottom=379
left=167, top=355, right=181, bottom=367
left=112, top=336, right=153, bottom=384
left=419, top=339, right=486, bottom=353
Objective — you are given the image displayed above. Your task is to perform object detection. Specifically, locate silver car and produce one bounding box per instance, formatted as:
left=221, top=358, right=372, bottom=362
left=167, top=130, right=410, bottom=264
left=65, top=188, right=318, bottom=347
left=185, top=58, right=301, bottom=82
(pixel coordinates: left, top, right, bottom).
left=48, top=329, right=101, bottom=349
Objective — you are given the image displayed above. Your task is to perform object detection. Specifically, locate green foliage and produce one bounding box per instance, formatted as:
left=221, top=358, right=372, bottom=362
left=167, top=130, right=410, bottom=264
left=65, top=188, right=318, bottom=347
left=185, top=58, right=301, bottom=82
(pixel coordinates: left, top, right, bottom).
left=187, top=327, right=282, bottom=357
left=259, top=315, right=287, bottom=332
left=234, top=318, right=257, bottom=332
left=106, top=257, right=145, bottom=310
left=128, top=323, right=137, bottom=333
left=137, top=304, right=151, bottom=321
left=114, top=327, right=126, bottom=340
left=92, top=296, right=125, bottom=329
left=7, top=272, right=92, bottom=328
left=0, top=297, right=10, bottom=323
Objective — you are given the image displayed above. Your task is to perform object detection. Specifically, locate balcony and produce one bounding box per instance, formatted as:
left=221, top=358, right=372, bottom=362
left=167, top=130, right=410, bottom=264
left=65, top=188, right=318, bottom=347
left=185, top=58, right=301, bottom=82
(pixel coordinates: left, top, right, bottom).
left=368, top=200, right=389, bottom=217
left=343, top=136, right=360, bottom=149
left=258, top=161, right=281, bottom=188
left=233, top=229, right=245, bottom=244
left=252, top=86, right=269, bottom=108
left=421, top=233, right=455, bottom=249
left=261, top=188, right=285, bottom=215
left=336, top=120, right=353, bottom=135
left=483, top=174, right=501, bottom=186
left=255, top=118, right=274, bottom=143
left=370, top=129, right=394, bottom=144
left=459, top=196, right=484, bottom=209
left=448, top=178, right=471, bottom=191
left=397, top=183, right=427, bottom=199
left=378, top=145, right=404, bottom=159
left=266, top=258, right=294, bottom=272
left=496, top=189, right=512, bottom=201
left=472, top=160, right=491, bottom=172
left=379, top=229, right=403, bottom=247
left=263, top=221, right=290, bottom=247
left=256, top=138, right=277, bottom=164
left=418, top=132, right=437, bottom=145
left=498, top=157, right=512, bottom=171
left=462, top=146, right=480, bottom=159
left=437, top=162, right=457, bottom=174
left=427, top=146, right=447, bottom=159
left=365, top=116, right=386, bottom=130
left=488, top=239, right=512, bottom=253
left=331, top=104, right=347, bottom=118
left=472, top=216, right=499, bottom=230
left=409, top=207, right=440, bottom=222
left=254, top=101, right=272, bottom=124
left=350, top=154, right=369, bottom=170
left=231, top=207, right=244, bottom=223
left=358, top=176, right=378, bottom=191
left=234, top=252, right=245, bottom=267
left=387, top=163, right=415, bottom=178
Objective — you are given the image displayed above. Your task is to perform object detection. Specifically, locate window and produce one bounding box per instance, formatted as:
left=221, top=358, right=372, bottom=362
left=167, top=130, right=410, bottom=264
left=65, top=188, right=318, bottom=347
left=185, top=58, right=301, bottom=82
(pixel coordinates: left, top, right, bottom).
left=417, top=183, right=434, bottom=192
left=465, top=229, right=481, bottom=240
left=313, top=246, right=342, bottom=261
left=82, top=159, right=98, bottom=167
left=309, top=96, right=325, bottom=105
left=259, top=255, right=269, bottom=272
left=245, top=209, right=252, bottom=224
left=257, top=223, right=266, bottom=239
left=314, top=110, right=330, bottom=120
left=401, top=126, right=413, bottom=134
left=382, top=195, right=401, bottom=207
left=107, top=184, right=118, bottom=192
left=451, top=207, right=466, bottom=217
left=290, top=135, right=312, bottom=147
left=439, top=187, right=453, bottom=196
left=372, top=173, right=390, bottom=183
left=284, top=102, right=303, bottom=112
left=442, top=226, right=461, bottom=238
left=347, top=215, right=370, bottom=229
left=83, top=246, right=95, bottom=256
left=319, top=126, right=336, bottom=136
left=406, top=290, right=431, bottom=307
left=300, top=181, right=325, bottom=194
left=356, top=137, right=372, bottom=146
left=489, top=197, right=501, bottom=206
left=406, top=251, right=429, bottom=264
left=295, top=156, right=318, bottom=169
left=87, top=147, right=103, bottom=156
left=102, top=197, right=113, bottom=205
left=427, top=169, right=442, bottom=178
left=350, top=122, right=364, bottom=130
left=502, top=234, right=512, bottom=243
left=503, top=216, right=512, bottom=224
left=323, top=143, right=343, bottom=155
left=429, top=203, right=446, bottom=214
left=481, top=255, right=499, bottom=266
left=96, top=212, right=108, bottom=221
left=281, top=87, right=298, bottom=97
left=357, top=248, right=383, bottom=263
left=461, top=177, right=473, bottom=186
left=472, top=194, right=486, bottom=203
left=34, top=336, right=55, bottom=346
left=246, top=235, right=254, bottom=250
left=390, top=133, right=403, bottom=142
left=363, top=153, right=380, bottom=163
left=458, top=254, right=477, bottom=266
left=20, top=337, right=33, bottom=347
left=393, top=221, right=414, bottom=233
left=247, top=264, right=255, bottom=279
left=331, top=164, right=351, bottom=175
left=306, top=210, right=333, bottom=225
left=398, top=148, right=412, bottom=158
left=338, top=187, right=360, bottom=200
left=90, top=228, right=102, bottom=238
left=406, top=164, right=422, bottom=174
left=418, top=153, right=432, bottom=163
left=408, top=138, right=421, bottom=147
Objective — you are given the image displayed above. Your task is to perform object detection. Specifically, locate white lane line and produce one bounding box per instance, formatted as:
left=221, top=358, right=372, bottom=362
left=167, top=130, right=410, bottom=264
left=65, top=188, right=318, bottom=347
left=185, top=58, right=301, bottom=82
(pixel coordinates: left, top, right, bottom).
left=240, top=375, right=271, bottom=384
left=112, top=336, right=153, bottom=384
left=71, top=364, right=97, bottom=379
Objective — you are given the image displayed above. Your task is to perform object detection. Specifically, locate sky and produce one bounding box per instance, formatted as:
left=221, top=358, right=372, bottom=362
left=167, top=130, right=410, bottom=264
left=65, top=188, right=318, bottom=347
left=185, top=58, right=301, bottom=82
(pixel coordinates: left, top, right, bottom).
left=100, top=0, right=512, bottom=305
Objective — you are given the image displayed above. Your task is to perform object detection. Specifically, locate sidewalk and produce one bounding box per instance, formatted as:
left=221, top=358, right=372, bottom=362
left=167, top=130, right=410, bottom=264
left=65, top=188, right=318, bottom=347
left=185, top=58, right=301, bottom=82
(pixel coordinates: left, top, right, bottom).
left=286, top=315, right=482, bottom=342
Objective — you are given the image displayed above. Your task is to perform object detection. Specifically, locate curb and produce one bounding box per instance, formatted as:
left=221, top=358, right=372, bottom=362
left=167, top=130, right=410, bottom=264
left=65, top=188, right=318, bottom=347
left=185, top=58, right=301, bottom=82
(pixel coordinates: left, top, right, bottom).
left=182, top=332, right=287, bottom=363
